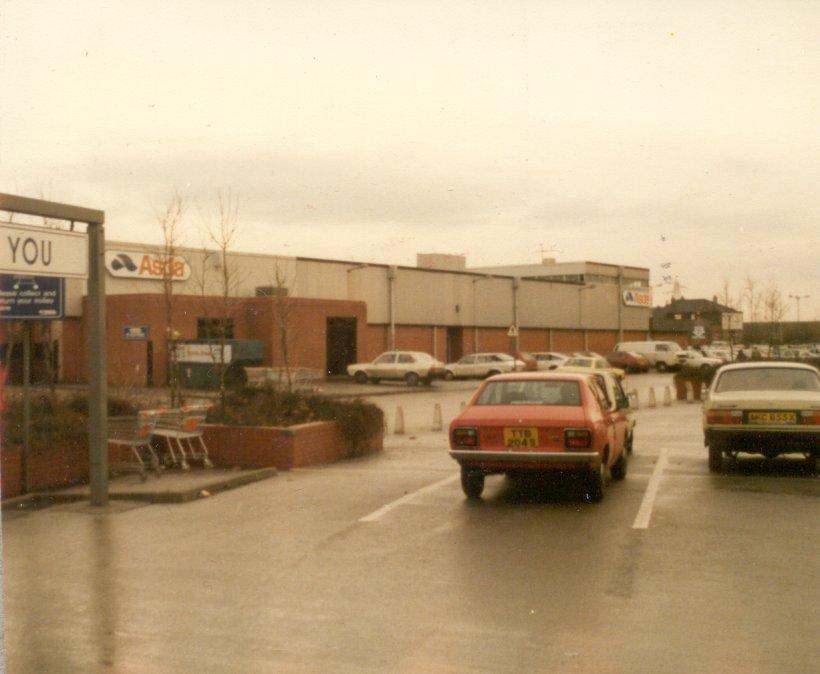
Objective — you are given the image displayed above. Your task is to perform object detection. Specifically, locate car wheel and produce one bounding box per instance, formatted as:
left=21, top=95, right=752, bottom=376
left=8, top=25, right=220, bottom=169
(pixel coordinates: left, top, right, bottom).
left=587, top=460, right=607, bottom=502
left=404, top=372, right=420, bottom=386
left=656, top=362, right=667, bottom=373
left=354, top=371, right=369, bottom=385
left=610, top=450, right=628, bottom=480
left=708, top=443, right=723, bottom=473
left=444, top=370, right=454, bottom=381
left=625, top=432, right=634, bottom=455
left=461, top=468, right=485, bottom=499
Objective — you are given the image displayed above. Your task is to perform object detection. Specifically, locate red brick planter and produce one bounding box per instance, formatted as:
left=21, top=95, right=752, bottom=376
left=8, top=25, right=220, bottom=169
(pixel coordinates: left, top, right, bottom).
left=1, top=439, right=89, bottom=499
left=203, top=421, right=383, bottom=470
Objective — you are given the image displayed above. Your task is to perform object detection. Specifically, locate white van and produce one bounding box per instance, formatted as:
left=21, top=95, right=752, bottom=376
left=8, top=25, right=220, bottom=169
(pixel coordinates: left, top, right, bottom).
left=614, top=340, right=682, bottom=371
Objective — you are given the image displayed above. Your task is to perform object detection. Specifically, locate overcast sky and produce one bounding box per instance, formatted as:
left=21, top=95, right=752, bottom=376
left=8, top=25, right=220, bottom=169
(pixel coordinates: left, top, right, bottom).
left=1, top=0, right=817, bottom=319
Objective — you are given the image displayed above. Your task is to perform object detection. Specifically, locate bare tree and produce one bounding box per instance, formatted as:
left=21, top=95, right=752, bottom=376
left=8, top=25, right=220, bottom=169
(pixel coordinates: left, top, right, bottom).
left=157, top=191, right=186, bottom=406
left=204, top=190, right=243, bottom=409
left=762, top=283, right=788, bottom=349
left=272, top=263, right=293, bottom=391
left=742, top=275, right=763, bottom=323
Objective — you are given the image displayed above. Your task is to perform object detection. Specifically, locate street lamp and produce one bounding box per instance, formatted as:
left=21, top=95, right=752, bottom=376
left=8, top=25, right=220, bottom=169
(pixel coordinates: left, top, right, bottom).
left=788, top=294, right=809, bottom=321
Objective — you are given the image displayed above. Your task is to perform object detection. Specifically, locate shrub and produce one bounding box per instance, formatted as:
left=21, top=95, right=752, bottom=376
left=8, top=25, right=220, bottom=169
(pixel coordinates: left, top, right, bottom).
left=1, top=394, right=139, bottom=446
left=208, top=388, right=384, bottom=456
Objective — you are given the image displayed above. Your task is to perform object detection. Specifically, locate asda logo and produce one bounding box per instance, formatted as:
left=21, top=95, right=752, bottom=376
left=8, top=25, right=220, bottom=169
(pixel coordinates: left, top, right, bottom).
left=105, top=250, right=191, bottom=281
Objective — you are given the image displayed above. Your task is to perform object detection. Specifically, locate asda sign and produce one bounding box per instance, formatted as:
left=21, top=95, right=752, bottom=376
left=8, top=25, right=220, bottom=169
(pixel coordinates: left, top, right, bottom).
left=105, top=250, right=191, bottom=281
left=622, top=289, right=652, bottom=307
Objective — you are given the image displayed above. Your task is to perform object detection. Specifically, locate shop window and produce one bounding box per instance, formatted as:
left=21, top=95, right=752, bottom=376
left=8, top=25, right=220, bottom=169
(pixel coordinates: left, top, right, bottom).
left=197, top=317, right=234, bottom=339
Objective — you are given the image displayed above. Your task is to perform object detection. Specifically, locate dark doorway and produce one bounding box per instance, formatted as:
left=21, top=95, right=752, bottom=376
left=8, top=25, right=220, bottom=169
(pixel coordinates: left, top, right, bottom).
left=446, top=327, right=463, bottom=363
left=326, top=317, right=357, bottom=376
left=146, top=341, right=154, bottom=387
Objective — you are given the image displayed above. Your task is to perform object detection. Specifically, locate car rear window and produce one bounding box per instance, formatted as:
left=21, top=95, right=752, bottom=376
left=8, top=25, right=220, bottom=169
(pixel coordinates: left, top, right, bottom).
left=715, top=368, right=820, bottom=393
left=475, top=380, right=582, bottom=406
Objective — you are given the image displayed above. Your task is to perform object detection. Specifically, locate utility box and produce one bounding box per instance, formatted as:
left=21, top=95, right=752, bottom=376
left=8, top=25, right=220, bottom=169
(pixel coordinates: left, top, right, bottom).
left=174, top=340, right=264, bottom=389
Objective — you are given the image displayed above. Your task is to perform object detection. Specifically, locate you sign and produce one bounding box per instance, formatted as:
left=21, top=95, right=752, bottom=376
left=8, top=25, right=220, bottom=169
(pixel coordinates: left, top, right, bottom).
left=0, top=222, right=88, bottom=278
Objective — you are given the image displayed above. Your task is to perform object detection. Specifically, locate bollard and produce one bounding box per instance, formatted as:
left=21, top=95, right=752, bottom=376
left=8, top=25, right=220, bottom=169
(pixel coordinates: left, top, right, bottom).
left=648, top=387, right=657, bottom=408
left=394, top=406, right=405, bottom=434
left=685, top=381, right=694, bottom=403
left=663, top=385, right=672, bottom=407
left=630, top=389, right=639, bottom=410
left=460, top=400, right=466, bottom=410
left=432, top=403, right=443, bottom=431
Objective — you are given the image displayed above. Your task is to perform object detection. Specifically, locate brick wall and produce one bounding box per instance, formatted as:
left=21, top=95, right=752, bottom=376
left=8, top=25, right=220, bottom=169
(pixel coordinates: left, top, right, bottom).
left=520, top=329, right=549, bottom=352
left=1, top=440, right=89, bottom=499
left=203, top=421, right=382, bottom=470
left=587, top=331, right=618, bottom=353
left=552, top=330, right=585, bottom=352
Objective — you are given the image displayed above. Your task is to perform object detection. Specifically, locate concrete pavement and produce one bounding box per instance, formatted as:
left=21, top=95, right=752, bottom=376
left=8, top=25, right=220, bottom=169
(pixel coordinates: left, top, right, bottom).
left=2, top=388, right=818, bottom=672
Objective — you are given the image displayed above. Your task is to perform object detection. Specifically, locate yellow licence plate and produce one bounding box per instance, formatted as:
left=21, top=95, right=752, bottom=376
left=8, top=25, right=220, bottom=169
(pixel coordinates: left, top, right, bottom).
left=747, top=411, right=796, bottom=425
left=503, top=427, right=538, bottom=448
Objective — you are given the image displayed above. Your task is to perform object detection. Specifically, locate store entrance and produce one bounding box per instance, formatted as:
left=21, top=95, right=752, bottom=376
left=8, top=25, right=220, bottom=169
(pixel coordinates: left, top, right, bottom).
left=446, top=327, right=463, bottom=363
left=326, top=317, right=357, bottom=376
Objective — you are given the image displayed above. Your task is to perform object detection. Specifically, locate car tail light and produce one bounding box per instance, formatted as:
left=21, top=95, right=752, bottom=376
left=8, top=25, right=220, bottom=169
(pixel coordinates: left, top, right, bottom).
left=564, top=429, right=592, bottom=449
left=452, top=427, right=479, bottom=447
left=706, top=410, right=743, bottom=425
left=800, top=410, right=820, bottom=425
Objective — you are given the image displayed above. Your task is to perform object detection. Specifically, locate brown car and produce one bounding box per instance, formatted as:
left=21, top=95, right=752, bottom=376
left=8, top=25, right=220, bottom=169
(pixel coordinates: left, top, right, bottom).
left=606, top=351, right=650, bottom=373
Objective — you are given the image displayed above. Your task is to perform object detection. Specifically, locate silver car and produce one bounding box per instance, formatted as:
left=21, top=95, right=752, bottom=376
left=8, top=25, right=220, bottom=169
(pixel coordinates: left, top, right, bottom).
left=347, top=351, right=446, bottom=386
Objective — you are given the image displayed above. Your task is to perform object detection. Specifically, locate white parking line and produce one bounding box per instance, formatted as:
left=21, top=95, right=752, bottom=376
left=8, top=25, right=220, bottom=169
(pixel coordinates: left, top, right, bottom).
left=632, top=448, right=670, bottom=530
left=359, top=473, right=460, bottom=522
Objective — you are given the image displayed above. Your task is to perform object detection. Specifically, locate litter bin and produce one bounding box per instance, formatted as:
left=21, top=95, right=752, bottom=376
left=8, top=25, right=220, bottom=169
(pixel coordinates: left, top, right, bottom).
left=174, top=340, right=264, bottom=389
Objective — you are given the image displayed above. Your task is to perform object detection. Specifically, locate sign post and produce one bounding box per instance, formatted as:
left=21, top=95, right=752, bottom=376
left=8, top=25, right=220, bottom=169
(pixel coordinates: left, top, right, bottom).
left=0, top=193, right=106, bottom=505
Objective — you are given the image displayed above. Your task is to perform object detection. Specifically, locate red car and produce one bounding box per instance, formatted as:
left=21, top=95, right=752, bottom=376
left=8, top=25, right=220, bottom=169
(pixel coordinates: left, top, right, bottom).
left=606, top=351, right=651, bottom=373
left=449, top=372, right=629, bottom=501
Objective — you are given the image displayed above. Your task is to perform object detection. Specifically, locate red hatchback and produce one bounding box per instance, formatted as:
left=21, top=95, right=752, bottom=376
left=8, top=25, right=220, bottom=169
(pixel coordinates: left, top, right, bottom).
left=449, top=372, right=628, bottom=501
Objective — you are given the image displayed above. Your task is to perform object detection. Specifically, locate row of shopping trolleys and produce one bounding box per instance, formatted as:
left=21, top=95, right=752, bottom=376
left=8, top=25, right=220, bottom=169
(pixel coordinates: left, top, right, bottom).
left=107, top=404, right=213, bottom=481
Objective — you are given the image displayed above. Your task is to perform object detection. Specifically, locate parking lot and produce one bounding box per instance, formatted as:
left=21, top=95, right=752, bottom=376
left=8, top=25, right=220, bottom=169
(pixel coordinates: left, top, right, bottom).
left=3, top=375, right=819, bottom=673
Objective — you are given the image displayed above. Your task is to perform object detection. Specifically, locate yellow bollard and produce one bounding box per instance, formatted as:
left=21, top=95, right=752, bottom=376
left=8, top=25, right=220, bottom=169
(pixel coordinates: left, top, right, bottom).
left=663, top=386, right=672, bottom=407
left=648, top=387, right=657, bottom=408
left=432, top=403, right=443, bottom=431
left=685, top=381, right=694, bottom=403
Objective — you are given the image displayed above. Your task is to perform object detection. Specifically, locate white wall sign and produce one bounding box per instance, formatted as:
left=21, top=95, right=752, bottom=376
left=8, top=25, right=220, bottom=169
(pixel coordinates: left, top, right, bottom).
left=0, top=222, right=88, bottom=278
left=175, top=342, right=232, bottom=363
left=622, top=288, right=652, bottom=307
left=105, top=250, right=191, bottom=281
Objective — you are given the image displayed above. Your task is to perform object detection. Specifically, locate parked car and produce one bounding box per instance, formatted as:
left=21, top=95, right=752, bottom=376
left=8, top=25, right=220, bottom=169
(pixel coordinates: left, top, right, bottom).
left=448, top=372, right=628, bottom=501
left=702, top=362, right=820, bottom=472
left=676, top=349, right=723, bottom=371
left=614, top=340, right=682, bottom=372
left=702, top=346, right=732, bottom=363
left=444, top=353, right=525, bottom=380
left=557, top=356, right=625, bottom=380
left=605, top=351, right=650, bottom=373
left=530, top=351, right=569, bottom=371
left=347, top=351, right=446, bottom=386
left=592, top=370, right=637, bottom=454
left=573, top=351, right=605, bottom=359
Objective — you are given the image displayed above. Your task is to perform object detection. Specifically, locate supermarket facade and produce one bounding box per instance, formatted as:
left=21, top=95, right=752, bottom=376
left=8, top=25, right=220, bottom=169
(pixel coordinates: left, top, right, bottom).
left=9, top=243, right=661, bottom=386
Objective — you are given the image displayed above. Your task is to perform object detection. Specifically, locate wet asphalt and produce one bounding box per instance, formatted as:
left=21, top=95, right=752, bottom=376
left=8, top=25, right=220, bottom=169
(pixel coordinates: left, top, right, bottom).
left=2, top=374, right=818, bottom=673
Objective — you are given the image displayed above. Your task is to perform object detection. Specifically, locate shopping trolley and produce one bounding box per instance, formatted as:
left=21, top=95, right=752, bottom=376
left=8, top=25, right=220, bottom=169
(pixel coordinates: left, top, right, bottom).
left=107, top=411, right=162, bottom=481
left=152, top=404, right=214, bottom=470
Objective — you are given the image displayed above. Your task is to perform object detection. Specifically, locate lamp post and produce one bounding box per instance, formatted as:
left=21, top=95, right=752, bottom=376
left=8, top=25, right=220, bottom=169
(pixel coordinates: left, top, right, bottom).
left=788, top=294, right=809, bottom=321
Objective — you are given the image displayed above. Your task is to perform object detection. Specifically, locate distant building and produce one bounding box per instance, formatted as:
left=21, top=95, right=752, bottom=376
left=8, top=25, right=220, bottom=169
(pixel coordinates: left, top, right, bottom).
left=650, top=297, right=743, bottom=344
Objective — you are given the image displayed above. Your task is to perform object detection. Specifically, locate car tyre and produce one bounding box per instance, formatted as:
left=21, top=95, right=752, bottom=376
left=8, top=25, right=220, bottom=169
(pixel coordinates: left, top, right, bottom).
left=404, top=372, right=420, bottom=386
left=610, top=450, right=628, bottom=480
left=656, top=362, right=667, bottom=373
left=461, top=468, right=484, bottom=499
left=708, top=443, right=723, bottom=473
left=444, top=370, right=455, bottom=381
left=587, top=460, right=607, bottom=502
left=625, top=432, right=634, bottom=455
left=354, top=371, right=369, bottom=385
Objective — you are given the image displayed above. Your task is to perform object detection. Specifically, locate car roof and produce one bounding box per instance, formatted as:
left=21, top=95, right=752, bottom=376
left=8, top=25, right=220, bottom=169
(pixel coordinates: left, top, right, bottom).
left=486, top=371, right=592, bottom=382
left=717, top=362, right=819, bottom=372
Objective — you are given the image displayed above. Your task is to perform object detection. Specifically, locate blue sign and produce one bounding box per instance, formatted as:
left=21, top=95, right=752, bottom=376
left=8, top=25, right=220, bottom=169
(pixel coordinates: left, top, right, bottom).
left=123, top=325, right=150, bottom=341
left=0, top=274, right=64, bottom=320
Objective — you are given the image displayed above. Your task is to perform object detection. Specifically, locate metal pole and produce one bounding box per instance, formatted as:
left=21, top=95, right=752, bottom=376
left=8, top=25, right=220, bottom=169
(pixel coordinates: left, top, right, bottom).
left=22, top=321, right=31, bottom=495
left=617, top=266, right=624, bottom=343
left=512, top=278, right=520, bottom=353
left=88, top=223, right=108, bottom=506
left=387, top=266, right=396, bottom=351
